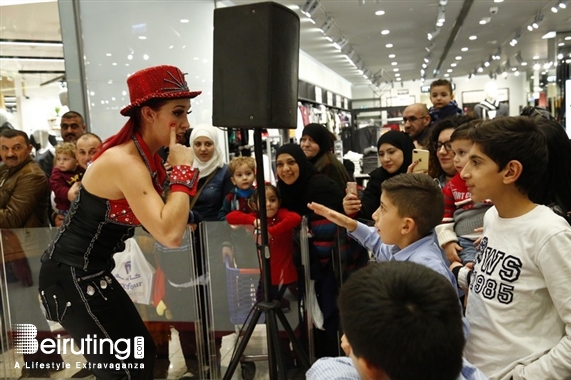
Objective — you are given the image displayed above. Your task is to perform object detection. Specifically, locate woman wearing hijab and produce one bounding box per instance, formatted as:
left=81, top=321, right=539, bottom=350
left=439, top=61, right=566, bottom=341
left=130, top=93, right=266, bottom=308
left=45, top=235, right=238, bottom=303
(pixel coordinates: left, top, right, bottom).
left=343, top=130, right=415, bottom=222
left=276, top=144, right=345, bottom=358
left=300, top=123, right=350, bottom=191
left=158, top=123, right=232, bottom=380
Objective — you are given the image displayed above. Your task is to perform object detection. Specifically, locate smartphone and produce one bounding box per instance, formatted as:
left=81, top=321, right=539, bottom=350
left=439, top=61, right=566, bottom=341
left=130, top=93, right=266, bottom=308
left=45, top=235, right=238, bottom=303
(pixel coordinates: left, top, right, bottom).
left=412, top=149, right=429, bottom=173
left=346, top=182, right=358, bottom=196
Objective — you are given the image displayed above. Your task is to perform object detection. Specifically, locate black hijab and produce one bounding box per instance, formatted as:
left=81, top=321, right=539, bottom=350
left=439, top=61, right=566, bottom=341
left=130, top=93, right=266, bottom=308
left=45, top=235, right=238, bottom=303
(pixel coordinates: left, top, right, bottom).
left=374, top=130, right=415, bottom=181
left=301, top=123, right=333, bottom=163
left=276, top=144, right=343, bottom=216
left=357, top=131, right=415, bottom=220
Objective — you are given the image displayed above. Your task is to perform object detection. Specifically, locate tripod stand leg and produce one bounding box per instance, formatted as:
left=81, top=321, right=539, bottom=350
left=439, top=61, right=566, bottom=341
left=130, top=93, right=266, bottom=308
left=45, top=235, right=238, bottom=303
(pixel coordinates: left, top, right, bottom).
left=266, top=310, right=288, bottom=380
left=223, top=308, right=263, bottom=380
left=274, top=307, right=311, bottom=369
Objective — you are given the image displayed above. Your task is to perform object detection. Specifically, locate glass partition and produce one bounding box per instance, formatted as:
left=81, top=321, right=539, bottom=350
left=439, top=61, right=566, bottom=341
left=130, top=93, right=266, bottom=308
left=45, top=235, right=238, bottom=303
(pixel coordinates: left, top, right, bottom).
left=201, top=221, right=305, bottom=380
left=0, top=227, right=201, bottom=380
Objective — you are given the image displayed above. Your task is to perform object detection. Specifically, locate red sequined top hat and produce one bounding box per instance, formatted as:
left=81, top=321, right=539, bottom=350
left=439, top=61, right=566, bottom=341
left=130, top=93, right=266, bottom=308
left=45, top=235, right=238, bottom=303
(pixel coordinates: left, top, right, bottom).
left=120, top=65, right=202, bottom=116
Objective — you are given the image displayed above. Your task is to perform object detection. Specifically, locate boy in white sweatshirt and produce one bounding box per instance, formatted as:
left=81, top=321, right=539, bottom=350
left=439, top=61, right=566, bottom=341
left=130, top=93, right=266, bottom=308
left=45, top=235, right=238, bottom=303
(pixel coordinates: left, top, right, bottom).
left=452, top=117, right=571, bottom=380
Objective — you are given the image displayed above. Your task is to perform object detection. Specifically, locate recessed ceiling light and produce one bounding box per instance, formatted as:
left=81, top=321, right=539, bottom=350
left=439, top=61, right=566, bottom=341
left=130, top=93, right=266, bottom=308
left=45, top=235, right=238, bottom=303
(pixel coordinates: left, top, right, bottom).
left=395, top=73, right=400, bottom=76
left=447, top=69, right=453, bottom=73
left=389, top=54, right=396, bottom=58
left=451, top=63, right=457, bottom=67
left=479, top=18, right=490, bottom=25
left=139, top=36, right=147, bottom=40
left=375, top=10, right=385, bottom=16
left=558, top=42, right=565, bottom=46
left=469, top=35, right=477, bottom=40
left=455, top=56, right=462, bottom=60
left=381, top=30, right=390, bottom=35
left=396, top=77, right=401, bottom=81
left=533, top=55, right=539, bottom=59
left=494, top=0, right=504, bottom=2
left=461, top=47, right=468, bottom=52
left=106, top=53, right=112, bottom=57
left=391, top=62, right=398, bottom=65
left=180, top=19, right=189, bottom=23
left=386, top=43, right=393, bottom=48
left=393, top=68, right=399, bottom=72
left=444, top=73, right=450, bottom=77
left=566, top=36, right=571, bottom=40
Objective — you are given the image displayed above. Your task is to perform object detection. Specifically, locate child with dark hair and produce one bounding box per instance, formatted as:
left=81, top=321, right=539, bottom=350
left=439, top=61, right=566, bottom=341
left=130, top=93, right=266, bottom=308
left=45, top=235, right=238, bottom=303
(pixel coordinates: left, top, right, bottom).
left=451, top=116, right=571, bottom=379
left=226, top=184, right=300, bottom=302
left=309, top=173, right=455, bottom=284
left=218, top=155, right=256, bottom=220
left=435, top=121, right=493, bottom=264
left=429, top=79, right=463, bottom=124
left=306, top=261, right=487, bottom=380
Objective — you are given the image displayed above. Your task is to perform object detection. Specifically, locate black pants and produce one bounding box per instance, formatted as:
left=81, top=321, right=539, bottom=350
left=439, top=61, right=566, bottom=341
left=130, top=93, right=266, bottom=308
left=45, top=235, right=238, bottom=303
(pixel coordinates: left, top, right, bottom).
left=38, top=259, right=155, bottom=380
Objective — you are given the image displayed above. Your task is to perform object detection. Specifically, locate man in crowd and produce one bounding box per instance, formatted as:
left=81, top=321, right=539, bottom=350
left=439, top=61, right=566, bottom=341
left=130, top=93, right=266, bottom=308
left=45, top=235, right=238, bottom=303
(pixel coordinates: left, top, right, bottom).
left=402, top=103, right=431, bottom=149
left=60, top=110, right=87, bottom=142
left=0, top=129, right=49, bottom=228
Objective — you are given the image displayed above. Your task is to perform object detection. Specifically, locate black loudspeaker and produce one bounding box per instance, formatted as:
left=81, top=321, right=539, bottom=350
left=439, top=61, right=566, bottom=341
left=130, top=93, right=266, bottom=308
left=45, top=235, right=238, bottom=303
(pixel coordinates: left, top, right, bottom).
left=212, top=2, right=300, bottom=129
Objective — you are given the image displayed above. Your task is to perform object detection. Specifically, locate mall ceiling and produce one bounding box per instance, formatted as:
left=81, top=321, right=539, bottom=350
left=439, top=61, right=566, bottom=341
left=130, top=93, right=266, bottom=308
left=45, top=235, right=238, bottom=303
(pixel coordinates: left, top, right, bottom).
left=1, top=0, right=570, bottom=92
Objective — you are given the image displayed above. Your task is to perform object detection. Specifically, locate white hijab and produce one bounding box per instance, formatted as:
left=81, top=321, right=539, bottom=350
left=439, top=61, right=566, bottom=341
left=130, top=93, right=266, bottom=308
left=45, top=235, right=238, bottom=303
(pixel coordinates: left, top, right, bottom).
left=189, top=124, right=225, bottom=177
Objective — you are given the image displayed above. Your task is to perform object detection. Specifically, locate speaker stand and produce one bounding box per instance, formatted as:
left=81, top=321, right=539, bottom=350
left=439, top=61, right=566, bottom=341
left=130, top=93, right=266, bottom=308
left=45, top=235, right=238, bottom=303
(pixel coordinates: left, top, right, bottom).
left=223, top=129, right=310, bottom=380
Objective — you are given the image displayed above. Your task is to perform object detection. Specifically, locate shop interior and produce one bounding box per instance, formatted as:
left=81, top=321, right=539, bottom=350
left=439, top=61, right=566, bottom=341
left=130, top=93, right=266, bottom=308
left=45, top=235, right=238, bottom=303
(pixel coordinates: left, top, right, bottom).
left=1, top=0, right=570, bottom=379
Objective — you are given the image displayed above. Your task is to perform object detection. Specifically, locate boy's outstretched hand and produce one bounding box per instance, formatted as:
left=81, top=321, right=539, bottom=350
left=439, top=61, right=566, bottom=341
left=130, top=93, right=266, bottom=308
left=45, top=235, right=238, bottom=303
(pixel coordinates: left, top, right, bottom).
left=307, top=202, right=358, bottom=232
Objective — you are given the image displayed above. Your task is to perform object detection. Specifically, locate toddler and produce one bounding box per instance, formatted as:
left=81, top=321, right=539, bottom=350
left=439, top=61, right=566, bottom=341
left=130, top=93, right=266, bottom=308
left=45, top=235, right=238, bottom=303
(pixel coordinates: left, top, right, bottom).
left=218, top=156, right=256, bottom=220
left=436, top=123, right=492, bottom=264
left=50, top=142, right=84, bottom=224
left=226, top=184, right=301, bottom=303
left=429, top=79, right=463, bottom=124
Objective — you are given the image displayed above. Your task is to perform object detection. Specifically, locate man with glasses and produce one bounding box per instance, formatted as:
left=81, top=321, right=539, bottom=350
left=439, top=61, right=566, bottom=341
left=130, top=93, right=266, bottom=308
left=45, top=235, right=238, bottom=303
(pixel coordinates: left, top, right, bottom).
left=402, top=103, right=431, bottom=149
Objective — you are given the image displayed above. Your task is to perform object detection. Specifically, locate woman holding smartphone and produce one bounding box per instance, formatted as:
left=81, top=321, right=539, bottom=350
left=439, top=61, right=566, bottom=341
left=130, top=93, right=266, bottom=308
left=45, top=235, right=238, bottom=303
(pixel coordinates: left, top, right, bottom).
left=343, top=130, right=414, bottom=221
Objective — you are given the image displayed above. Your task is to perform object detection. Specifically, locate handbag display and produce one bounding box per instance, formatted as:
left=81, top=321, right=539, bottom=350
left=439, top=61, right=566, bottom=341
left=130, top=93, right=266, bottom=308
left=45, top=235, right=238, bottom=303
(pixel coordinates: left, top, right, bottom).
left=112, top=238, right=155, bottom=305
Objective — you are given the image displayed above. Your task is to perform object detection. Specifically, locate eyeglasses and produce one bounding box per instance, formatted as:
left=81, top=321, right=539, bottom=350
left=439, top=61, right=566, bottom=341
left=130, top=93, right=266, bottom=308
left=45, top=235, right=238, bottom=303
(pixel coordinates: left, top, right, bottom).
left=402, top=115, right=428, bottom=124
left=433, top=141, right=452, bottom=152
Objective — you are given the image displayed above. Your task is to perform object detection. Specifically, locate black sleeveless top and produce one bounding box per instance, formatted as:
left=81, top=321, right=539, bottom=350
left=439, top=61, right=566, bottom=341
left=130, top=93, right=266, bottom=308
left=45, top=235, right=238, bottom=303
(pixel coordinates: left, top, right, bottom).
left=43, top=186, right=139, bottom=272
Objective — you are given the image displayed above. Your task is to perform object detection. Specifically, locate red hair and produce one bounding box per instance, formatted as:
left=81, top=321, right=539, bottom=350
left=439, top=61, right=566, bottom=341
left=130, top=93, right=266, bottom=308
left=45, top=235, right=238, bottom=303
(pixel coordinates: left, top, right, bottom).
left=92, top=118, right=136, bottom=161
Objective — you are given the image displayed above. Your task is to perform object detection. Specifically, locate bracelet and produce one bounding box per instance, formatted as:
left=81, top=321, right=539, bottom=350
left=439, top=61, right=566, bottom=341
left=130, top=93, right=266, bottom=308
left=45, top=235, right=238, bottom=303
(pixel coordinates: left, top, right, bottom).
left=169, top=165, right=199, bottom=196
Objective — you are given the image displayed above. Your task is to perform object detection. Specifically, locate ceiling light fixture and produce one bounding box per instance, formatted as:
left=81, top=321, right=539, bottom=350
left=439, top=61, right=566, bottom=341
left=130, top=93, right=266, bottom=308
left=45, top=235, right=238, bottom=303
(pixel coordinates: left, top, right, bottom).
left=469, top=35, right=477, bottom=40
left=532, top=13, right=544, bottom=29
left=375, top=10, right=386, bottom=16
left=427, top=28, right=440, bottom=41
left=479, top=17, right=491, bottom=25
left=333, top=36, right=348, bottom=50
left=0, top=39, right=63, bottom=47
left=319, top=18, right=333, bottom=34
left=558, top=0, right=568, bottom=9
left=542, top=31, right=556, bottom=39
left=437, top=6, right=446, bottom=26
left=551, top=5, right=559, bottom=13
left=509, top=30, right=521, bottom=46
left=0, top=56, right=65, bottom=62
left=301, top=0, right=319, bottom=18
